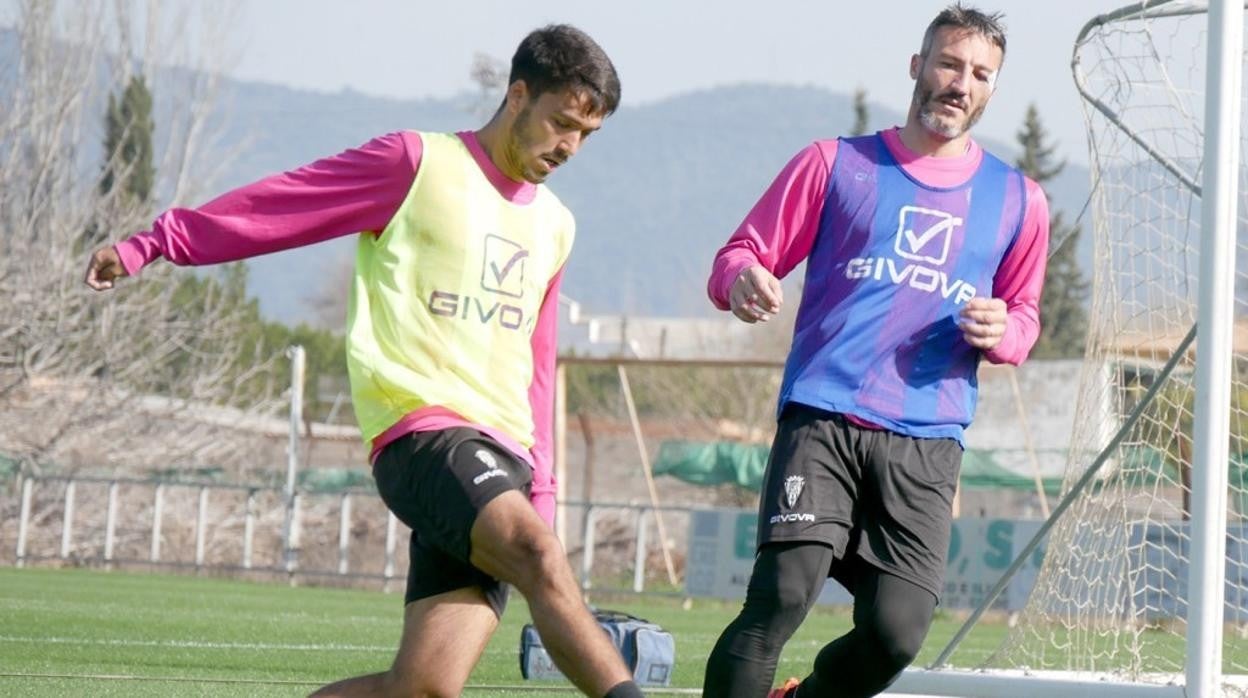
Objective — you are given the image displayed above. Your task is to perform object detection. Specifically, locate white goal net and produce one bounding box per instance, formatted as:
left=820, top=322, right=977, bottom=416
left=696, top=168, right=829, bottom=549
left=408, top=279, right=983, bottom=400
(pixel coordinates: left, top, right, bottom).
left=953, top=1, right=1248, bottom=694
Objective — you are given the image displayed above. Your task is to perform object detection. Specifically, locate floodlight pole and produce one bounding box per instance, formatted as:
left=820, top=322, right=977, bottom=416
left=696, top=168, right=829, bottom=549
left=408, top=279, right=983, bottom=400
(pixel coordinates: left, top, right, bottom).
left=283, top=345, right=306, bottom=574
left=1187, top=1, right=1242, bottom=696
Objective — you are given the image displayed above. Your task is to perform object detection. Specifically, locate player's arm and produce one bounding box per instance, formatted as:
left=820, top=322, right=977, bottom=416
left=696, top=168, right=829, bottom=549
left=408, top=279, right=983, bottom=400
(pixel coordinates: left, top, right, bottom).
left=960, top=177, right=1051, bottom=363
left=527, top=266, right=566, bottom=529
left=706, top=141, right=836, bottom=323
left=84, top=131, right=423, bottom=290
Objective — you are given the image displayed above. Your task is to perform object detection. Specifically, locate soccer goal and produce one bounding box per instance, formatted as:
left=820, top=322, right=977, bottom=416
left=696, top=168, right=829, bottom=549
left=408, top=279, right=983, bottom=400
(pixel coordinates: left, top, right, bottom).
left=894, top=1, right=1248, bottom=696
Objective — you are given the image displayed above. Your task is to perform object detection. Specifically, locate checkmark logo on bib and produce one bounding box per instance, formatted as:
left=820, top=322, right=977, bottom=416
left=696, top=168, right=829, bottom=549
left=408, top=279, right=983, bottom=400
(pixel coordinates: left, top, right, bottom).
left=894, top=206, right=962, bottom=266
left=481, top=234, right=528, bottom=298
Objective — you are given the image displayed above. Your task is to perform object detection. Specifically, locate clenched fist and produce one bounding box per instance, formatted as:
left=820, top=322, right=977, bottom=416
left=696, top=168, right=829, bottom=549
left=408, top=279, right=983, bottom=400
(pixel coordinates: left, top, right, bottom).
left=959, top=297, right=1007, bottom=350
left=729, top=265, right=783, bottom=324
left=83, top=246, right=128, bottom=291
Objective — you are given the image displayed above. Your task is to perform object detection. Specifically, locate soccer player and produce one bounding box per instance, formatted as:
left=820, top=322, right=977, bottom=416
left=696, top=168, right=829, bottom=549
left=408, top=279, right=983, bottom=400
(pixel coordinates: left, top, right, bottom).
left=84, top=25, right=645, bottom=698
left=701, top=5, right=1049, bottom=697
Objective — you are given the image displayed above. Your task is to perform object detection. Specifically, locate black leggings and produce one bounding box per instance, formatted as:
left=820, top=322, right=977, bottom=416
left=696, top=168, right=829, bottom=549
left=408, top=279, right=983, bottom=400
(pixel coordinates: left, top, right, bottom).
left=702, top=542, right=938, bottom=698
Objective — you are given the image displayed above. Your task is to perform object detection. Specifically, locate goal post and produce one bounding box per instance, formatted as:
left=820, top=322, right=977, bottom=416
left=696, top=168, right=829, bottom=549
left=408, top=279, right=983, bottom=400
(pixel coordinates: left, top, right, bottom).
left=1190, top=2, right=1242, bottom=696
left=896, top=1, right=1247, bottom=696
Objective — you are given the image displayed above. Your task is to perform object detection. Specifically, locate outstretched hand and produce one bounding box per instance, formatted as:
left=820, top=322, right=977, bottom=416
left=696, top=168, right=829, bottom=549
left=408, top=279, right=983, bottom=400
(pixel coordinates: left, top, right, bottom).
left=729, top=264, right=783, bottom=324
left=83, top=246, right=128, bottom=291
left=959, top=297, right=1008, bottom=350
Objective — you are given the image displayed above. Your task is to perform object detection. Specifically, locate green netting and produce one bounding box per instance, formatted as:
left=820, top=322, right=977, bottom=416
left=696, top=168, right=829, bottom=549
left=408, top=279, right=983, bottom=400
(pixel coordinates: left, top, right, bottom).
left=298, top=467, right=375, bottom=493
left=147, top=466, right=226, bottom=482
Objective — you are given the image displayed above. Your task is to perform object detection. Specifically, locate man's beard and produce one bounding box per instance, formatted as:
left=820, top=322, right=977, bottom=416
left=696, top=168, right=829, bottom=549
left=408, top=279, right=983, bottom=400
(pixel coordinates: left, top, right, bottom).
left=506, top=106, right=544, bottom=182
left=915, top=84, right=984, bottom=139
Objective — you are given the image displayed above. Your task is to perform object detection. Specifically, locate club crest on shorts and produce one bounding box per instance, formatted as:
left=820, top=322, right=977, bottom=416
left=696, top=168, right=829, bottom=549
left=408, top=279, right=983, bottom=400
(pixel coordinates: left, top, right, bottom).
left=474, top=448, right=497, bottom=469
left=784, top=475, right=805, bottom=508
left=471, top=448, right=506, bottom=485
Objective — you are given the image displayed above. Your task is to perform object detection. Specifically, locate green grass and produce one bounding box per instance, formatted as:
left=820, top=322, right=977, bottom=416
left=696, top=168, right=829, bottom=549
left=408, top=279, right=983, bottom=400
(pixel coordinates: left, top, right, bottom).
left=0, top=566, right=1012, bottom=696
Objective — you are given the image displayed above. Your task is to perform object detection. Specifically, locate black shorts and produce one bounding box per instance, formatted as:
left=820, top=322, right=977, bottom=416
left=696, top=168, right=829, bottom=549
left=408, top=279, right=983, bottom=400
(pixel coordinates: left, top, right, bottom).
left=372, top=428, right=533, bottom=617
left=756, top=403, right=962, bottom=600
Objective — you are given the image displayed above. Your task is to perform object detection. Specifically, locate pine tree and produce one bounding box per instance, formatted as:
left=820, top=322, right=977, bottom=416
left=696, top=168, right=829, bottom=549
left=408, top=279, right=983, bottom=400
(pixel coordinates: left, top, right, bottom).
left=1015, top=103, right=1089, bottom=359
left=851, top=87, right=869, bottom=136
left=101, top=74, right=155, bottom=206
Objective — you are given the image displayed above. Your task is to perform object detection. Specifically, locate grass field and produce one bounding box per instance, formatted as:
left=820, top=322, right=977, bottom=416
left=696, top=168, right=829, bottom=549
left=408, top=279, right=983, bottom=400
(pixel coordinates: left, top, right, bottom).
left=0, top=566, right=1013, bottom=696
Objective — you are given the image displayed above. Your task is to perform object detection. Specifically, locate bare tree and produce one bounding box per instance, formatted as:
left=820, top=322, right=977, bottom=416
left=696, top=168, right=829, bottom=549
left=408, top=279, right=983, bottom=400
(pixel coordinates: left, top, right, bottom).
left=0, top=0, right=283, bottom=480
left=468, top=51, right=508, bottom=118
left=304, top=259, right=355, bottom=330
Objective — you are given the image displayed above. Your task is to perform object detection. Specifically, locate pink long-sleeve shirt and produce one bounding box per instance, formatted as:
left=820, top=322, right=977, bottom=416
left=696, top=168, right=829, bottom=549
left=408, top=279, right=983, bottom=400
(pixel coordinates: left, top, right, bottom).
left=115, top=131, right=562, bottom=525
left=708, top=127, right=1049, bottom=367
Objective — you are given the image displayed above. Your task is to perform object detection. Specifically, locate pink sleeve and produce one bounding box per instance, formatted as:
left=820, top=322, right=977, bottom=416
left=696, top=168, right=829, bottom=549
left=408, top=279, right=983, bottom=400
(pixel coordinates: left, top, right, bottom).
left=983, top=177, right=1050, bottom=365
left=114, top=132, right=424, bottom=275
left=527, top=266, right=565, bottom=529
left=706, top=141, right=837, bottom=309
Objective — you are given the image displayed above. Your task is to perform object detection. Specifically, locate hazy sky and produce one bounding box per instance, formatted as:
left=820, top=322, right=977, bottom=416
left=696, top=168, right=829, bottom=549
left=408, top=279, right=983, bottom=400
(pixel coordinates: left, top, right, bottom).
left=221, top=0, right=1140, bottom=165
left=0, top=0, right=1175, bottom=164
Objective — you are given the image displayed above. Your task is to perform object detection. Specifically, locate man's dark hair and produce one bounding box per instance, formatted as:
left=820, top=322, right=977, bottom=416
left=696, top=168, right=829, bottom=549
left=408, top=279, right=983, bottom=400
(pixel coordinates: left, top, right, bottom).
left=920, top=3, right=1007, bottom=59
left=510, top=24, right=621, bottom=116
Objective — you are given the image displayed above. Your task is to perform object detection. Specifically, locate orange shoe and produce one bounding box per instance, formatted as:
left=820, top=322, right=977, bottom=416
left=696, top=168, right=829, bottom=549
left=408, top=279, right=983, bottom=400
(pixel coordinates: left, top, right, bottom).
left=768, top=677, right=800, bottom=698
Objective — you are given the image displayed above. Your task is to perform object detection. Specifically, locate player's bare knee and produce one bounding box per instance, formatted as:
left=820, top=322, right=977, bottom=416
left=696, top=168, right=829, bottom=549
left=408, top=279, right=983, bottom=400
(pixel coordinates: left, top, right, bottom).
left=499, top=529, right=569, bottom=594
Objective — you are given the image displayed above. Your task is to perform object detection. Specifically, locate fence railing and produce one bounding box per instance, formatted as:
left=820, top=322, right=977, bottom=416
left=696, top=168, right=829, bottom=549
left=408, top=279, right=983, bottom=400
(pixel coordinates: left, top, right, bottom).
left=4, top=475, right=696, bottom=596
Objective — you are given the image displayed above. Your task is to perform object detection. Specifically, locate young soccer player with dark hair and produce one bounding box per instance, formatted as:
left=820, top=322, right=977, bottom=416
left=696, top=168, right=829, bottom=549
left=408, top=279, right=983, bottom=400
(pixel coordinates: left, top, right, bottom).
left=86, top=24, right=645, bottom=698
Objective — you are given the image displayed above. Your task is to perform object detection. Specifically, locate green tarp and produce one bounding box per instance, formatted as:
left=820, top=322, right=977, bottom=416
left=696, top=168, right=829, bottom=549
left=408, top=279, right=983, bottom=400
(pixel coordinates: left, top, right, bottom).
left=958, top=449, right=1066, bottom=495
left=653, top=440, right=771, bottom=492
left=654, top=440, right=1248, bottom=495
left=654, top=439, right=1073, bottom=493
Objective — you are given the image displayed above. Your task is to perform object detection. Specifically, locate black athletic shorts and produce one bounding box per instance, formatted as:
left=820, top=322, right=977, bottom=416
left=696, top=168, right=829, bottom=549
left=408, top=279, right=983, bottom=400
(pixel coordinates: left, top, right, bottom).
left=372, top=428, right=533, bottom=617
left=756, top=402, right=962, bottom=599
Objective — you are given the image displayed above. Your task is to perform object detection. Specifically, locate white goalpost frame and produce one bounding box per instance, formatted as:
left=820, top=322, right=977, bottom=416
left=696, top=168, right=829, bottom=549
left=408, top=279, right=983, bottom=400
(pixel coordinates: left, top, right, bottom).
left=1188, top=2, right=1242, bottom=697
left=890, top=1, right=1244, bottom=696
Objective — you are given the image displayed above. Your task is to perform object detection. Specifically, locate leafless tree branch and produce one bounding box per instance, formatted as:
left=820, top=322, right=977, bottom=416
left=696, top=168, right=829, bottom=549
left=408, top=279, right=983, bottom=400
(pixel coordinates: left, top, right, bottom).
left=0, top=0, right=283, bottom=480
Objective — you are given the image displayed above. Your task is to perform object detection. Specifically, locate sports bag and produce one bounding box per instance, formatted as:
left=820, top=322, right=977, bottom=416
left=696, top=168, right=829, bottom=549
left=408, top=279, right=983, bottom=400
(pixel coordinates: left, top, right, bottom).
left=519, top=608, right=675, bottom=686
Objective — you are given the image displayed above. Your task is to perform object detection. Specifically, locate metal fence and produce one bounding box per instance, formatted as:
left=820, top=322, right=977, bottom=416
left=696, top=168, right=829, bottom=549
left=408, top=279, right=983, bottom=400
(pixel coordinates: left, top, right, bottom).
left=3, top=474, right=695, bottom=596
